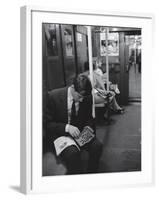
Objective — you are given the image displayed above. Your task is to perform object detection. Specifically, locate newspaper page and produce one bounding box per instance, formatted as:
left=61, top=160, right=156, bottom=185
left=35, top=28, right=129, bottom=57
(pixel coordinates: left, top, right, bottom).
left=75, top=126, right=95, bottom=147
left=54, top=136, right=80, bottom=156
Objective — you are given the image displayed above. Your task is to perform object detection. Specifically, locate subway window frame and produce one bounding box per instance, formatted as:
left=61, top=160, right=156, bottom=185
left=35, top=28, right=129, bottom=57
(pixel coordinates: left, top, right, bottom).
left=20, top=6, right=154, bottom=194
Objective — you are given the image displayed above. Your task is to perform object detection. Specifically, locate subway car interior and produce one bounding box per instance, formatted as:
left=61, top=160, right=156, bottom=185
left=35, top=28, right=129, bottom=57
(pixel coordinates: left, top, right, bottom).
left=42, top=24, right=141, bottom=175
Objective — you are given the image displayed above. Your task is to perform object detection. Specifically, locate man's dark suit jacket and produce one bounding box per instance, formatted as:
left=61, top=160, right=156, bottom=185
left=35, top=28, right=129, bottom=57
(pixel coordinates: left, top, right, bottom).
left=46, top=87, right=95, bottom=142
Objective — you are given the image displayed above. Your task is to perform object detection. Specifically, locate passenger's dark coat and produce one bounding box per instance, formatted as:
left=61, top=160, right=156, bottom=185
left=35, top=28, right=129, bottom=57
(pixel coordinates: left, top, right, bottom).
left=46, top=87, right=95, bottom=141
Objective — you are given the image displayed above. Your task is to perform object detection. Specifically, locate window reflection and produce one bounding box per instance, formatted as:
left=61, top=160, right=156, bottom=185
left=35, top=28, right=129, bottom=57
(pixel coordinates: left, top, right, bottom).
left=44, top=24, right=58, bottom=56
left=64, top=28, right=73, bottom=57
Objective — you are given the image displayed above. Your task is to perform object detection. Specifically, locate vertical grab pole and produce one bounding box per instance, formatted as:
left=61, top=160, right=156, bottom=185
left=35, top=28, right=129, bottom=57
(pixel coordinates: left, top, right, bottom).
left=105, top=27, right=111, bottom=124
left=105, top=27, right=109, bottom=91
left=87, top=26, right=95, bottom=118
left=134, top=36, right=137, bottom=73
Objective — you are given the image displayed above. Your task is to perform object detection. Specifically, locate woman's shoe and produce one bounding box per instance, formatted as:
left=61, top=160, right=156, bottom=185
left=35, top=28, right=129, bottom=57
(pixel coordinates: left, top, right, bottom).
left=115, top=107, right=124, bottom=114
left=112, top=107, right=124, bottom=114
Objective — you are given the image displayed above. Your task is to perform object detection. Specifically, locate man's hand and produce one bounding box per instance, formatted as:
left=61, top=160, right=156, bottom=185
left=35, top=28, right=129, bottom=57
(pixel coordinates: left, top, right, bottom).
left=67, top=125, right=80, bottom=138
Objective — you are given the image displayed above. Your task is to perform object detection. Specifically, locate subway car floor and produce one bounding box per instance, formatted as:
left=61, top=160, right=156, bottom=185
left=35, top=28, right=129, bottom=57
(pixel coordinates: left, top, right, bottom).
left=42, top=102, right=141, bottom=176
left=96, top=102, right=141, bottom=173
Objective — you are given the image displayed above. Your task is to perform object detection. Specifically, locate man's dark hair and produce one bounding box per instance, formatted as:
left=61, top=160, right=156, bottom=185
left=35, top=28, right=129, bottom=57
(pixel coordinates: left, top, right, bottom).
left=73, top=74, right=92, bottom=96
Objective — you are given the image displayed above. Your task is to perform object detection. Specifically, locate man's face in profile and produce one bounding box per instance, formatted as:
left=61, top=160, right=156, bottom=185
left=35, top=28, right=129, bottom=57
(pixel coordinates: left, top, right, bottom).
left=71, top=85, right=89, bottom=102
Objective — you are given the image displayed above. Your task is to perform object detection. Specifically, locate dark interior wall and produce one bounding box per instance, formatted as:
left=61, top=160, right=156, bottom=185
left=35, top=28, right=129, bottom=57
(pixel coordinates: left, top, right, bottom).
left=43, top=24, right=138, bottom=105
left=42, top=25, right=47, bottom=91
left=47, top=57, right=65, bottom=90
left=119, top=32, right=129, bottom=105
left=43, top=24, right=89, bottom=92
left=75, top=26, right=88, bottom=73
left=92, top=28, right=100, bottom=58
left=43, top=24, right=78, bottom=91
left=43, top=24, right=65, bottom=91
left=60, top=25, right=77, bottom=86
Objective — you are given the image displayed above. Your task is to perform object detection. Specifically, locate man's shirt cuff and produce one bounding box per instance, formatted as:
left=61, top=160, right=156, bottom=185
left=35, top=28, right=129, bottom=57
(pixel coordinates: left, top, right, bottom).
left=65, top=124, right=70, bottom=133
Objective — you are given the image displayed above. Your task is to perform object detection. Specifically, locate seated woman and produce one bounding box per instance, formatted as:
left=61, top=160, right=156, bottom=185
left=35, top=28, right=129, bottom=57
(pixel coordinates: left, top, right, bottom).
left=83, top=61, right=124, bottom=114
left=94, top=58, right=120, bottom=95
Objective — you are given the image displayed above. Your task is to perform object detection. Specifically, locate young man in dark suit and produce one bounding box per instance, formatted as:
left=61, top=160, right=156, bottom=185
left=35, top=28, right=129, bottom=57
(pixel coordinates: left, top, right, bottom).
left=46, top=74, right=102, bottom=175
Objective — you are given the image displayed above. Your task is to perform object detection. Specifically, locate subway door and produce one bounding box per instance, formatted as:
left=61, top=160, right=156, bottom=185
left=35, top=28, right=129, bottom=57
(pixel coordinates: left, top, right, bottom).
left=60, top=25, right=77, bottom=85
left=119, top=32, right=129, bottom=105
left=74, top=26, right=88, bottom=73
left=43, top=24, right=65, bottom=91
left=124, top=41, right=130, bottom=101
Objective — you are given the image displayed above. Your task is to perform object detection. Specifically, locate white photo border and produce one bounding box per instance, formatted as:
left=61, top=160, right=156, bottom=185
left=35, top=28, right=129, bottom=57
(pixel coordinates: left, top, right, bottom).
left=20, top=6, right=155, bottom=194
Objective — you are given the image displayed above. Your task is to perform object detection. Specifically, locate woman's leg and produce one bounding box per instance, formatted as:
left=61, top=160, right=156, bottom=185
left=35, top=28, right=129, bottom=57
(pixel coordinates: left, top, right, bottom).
left=110, top=97, right=122, bottom=110
left=109, top=97, right=124, bottom=114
